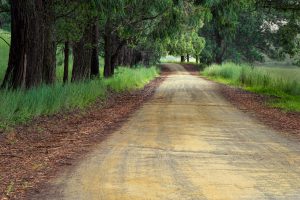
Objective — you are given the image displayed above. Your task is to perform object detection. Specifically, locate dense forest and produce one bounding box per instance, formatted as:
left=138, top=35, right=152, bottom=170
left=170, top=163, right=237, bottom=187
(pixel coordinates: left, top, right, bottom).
left=0, top=0, right=299, bottom=89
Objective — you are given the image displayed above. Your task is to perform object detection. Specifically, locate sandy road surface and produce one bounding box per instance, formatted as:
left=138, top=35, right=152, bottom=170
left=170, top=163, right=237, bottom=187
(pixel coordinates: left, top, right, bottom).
left=35, top=64, right=300, bottom=200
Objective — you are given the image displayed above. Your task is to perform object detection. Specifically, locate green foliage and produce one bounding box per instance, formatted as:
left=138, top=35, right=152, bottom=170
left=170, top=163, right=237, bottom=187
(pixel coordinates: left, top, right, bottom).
left=199, top=0, right=299, bottom=65
left=191, top=32, right=206, bottom=56
left=0, top=66, right=159, bottom=130
left=55, top=1, right=99, bottom=43
left=0, top=0, right=10, bottom=31
left=165, top=31, right=206, bottom=58
left=0, top=29, right=10, bottom=82
left=203, top=63, right=300, bottom=111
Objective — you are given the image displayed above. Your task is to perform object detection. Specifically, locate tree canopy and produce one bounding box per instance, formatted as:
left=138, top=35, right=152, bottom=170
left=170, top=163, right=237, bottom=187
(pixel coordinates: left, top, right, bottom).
left=0, top=0, right=299, bottom=89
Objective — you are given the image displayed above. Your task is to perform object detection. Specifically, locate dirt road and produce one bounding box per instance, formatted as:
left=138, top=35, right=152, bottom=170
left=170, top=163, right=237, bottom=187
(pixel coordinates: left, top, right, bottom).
left=35, top=64, right=300, bottom=200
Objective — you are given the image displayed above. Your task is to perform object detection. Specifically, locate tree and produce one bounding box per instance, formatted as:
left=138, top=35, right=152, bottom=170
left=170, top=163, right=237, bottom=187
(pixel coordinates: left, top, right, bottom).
left=191, top=33, right=206, bottom=63
left=199, top=0, right=300, bottom=65
left=199, top=0, right=248, bottom=64
left=72, top=24, right=94, bottom=82
left=98, top=0, right=176, bottom=77
left=2, top=0, right=54, bottom=89
left=98, top=0, right=206, bottom=76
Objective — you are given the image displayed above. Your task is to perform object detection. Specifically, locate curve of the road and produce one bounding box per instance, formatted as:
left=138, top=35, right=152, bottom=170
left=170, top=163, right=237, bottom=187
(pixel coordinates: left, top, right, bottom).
left=35, top=64, right=300, bottom=200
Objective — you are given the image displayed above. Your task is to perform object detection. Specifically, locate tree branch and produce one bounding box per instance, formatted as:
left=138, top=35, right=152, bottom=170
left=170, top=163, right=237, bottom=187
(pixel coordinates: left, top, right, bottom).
left=0, top=35, right=10, bottom=46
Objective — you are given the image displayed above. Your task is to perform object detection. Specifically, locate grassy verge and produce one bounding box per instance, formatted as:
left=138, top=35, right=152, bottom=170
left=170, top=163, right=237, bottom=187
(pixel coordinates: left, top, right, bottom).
left=202, top=63, right=300, bottom=112
left=0, top=66, right=159, bottom=131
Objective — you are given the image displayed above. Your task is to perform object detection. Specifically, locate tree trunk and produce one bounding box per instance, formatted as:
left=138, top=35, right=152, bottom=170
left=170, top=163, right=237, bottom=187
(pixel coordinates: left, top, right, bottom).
left=90, top=22, right=99, bottom=78
left=181, top=55, right=185, bottom=62
left=2, top=0, right=45, bottom=89
left=104, top=20, right=126, bottom=77
left=104, top=35, right=112, bottom=77
left=111, top=40, right=126, bottom=74
left=187, top=54, right=190, bottom=62
left=42, top=3, right=56, bottom=84
left=72, top=25, right=93, bottom=82
left=214, top=28, right=225, bottom=65
left=104, top=20, right=112, bottom=78
left=63, top=41, right=69, bottom=83
left=196, top=55, right=199, bottom=64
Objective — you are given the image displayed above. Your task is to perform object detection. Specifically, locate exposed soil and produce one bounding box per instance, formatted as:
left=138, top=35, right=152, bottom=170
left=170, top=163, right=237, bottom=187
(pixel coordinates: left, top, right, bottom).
left=0, top=69, right=168, bottom=200
left=182, top=63, right=300, bottom=136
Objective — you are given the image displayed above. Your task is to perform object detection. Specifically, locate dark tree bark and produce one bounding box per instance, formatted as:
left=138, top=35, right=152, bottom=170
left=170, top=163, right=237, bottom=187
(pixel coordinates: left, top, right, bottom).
left=2, top=0, right=45, bottom=89
left=195, top=55, right=199, bottom=64
left=2, top=0, right=57, bottom=89
left=104, top=20, right=112, bottom=77
left=187, top=54, right=190, bottom=62
left=63, top=41, right=69, bottom=83
left=125, top=47, right=133, bottom=66
left=104, top=37, right=112, bottom=77
left=103, top=20, right=126, bottom=77
left=111, top=40, right=126, bottom=74
left=90, top=22, right=99, bottom=78
left=214, top=29, right=225, bottom=65
left=181, top=55, right=185, bottom=62
left=117, top=46, right=125, bottom=66
left=42, top=3, right=56, bottom=84
left=211, top=9, right=226, bottom=65
left=72, top=25, right=93, bottom=82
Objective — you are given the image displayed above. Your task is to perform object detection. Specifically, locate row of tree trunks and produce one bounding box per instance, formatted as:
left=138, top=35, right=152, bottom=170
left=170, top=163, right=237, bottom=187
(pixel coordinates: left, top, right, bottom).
left=1, top=0, right=56, bottom=89
left=3, top=1, right=154, bottom=87
left=116, top=45, right=153, bottom=67
left=1, top=1, right=100, bottom=88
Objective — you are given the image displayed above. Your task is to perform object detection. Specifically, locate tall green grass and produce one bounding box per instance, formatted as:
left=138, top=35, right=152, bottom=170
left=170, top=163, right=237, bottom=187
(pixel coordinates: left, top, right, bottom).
left=203, top=63, right=300, bottom=112
left=0, top=66, right=159, bottom=130
left=105, top=67, right=159, bottom=92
